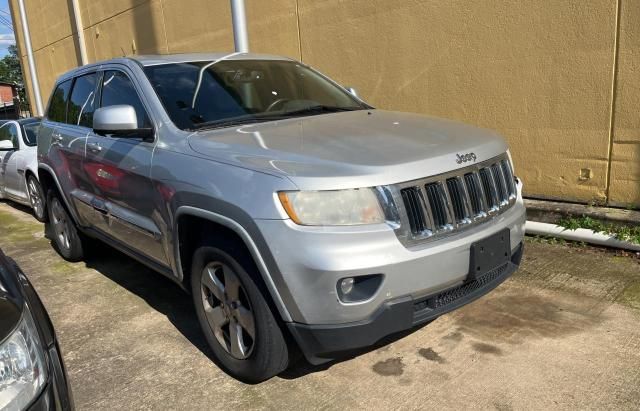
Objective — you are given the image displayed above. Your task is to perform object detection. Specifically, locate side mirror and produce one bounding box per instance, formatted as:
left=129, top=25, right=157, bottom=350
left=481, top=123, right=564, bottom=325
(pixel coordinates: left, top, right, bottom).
left=93, top=105, right=153, bottom=140
left=346, top=86, right=359, bottom=98
left=0, top=139, right=14, bottom=151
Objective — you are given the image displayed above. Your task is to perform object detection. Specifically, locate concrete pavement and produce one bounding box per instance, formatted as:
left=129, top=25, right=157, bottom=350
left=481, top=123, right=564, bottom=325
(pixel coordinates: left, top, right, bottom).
left=1, top=201, right=639, bottom=410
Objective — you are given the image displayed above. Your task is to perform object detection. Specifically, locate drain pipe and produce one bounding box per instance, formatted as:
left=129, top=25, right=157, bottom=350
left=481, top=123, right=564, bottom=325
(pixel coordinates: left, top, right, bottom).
left=525, top=221, right=640, bottom=252
left=230, top=0, right=249, bottom=53
left=70, top=0, right=88, bottom=65
left=16, top=0, right=43, bottom=116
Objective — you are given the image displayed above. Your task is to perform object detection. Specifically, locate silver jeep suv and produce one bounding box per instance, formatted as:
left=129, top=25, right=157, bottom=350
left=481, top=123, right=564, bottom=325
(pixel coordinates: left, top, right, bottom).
left=38, top=53, right=525, bottom=382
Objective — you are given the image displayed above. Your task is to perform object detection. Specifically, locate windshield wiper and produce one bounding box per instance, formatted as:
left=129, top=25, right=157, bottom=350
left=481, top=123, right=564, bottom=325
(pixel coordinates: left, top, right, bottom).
left=275, top=105, right=362, bottom=118
left=190, top=106, right=363, bottom=131
left=190, top=116, right=272, bottom=131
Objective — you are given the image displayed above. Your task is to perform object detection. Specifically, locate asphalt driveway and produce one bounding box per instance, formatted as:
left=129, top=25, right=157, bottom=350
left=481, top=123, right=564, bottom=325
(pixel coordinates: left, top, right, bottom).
left=1, top=201, right=639, bottom=410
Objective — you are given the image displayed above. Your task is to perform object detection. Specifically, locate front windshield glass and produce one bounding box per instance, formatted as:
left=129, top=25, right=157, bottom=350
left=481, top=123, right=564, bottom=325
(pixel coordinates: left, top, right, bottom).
left=143, top=59, right=367, bottom=130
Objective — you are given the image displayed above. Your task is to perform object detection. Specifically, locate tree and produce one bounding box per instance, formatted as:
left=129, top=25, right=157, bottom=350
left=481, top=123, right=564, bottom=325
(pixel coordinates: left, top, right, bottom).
left=0, top=45, right=30, bottom=113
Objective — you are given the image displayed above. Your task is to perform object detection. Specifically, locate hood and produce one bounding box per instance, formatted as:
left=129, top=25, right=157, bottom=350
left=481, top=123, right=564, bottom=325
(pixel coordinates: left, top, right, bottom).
left=188, top=110, right=508, bottom=190
left=0, top=250, right=24, bottom=341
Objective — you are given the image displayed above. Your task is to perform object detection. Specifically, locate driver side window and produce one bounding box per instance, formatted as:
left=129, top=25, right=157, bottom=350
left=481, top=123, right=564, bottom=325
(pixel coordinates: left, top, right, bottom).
left=100, top=70, right=151, bottom=128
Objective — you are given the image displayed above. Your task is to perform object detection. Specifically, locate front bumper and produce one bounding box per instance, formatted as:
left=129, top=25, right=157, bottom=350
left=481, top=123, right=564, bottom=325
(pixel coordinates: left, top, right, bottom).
left=256, top=195, right=526, bottom=325
left=288, top=243, right=523, bottom=363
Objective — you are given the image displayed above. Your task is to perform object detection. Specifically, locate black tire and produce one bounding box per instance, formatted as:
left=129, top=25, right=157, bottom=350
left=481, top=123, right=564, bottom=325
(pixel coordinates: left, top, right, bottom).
left=46, top=190, right=84, bottom=262
left=191, top=245, right=289, bottom=383
left=27, top=175, right=47, bottom=222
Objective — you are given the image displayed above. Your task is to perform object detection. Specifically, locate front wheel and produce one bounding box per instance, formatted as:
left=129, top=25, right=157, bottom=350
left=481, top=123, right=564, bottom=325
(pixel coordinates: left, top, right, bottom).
left=47, top=191, right=84, bottom=262
left=27, top=176, right=46, bottom=222
left=191, top=246, right=289, bottom=383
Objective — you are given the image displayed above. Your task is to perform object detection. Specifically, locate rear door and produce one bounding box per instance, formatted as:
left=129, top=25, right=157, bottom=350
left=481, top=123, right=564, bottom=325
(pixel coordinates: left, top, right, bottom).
left=83, top=68, right=166, bottom=265
left=42, top=78, right=92, bottom=226
left=58, top=72, right=102, bottom=228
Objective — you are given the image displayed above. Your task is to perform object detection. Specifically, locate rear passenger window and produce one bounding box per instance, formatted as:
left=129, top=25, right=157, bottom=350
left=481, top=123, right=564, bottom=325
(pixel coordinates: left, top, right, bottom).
left=68, top=73, right=99, bottom=127
left=101, top=71, right=150, bottom=128
left=47, top=80, right=72, bottom=123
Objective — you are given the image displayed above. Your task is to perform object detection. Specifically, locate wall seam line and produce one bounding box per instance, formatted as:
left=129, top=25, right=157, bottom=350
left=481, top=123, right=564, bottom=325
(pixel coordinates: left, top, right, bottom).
left=157, top=0, right=170, bottom=53
left=80, top=1, right=150, bottom=31
left=294, top=0, right=303, bottom=61
left=604, top=0, right=622, bottom=205
left=28, top=33, right=75, bottom=55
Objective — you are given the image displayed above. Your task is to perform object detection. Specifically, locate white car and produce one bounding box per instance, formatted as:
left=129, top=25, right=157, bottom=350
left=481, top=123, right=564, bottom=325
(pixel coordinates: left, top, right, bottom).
left=0, top=118, right=46, bottom=221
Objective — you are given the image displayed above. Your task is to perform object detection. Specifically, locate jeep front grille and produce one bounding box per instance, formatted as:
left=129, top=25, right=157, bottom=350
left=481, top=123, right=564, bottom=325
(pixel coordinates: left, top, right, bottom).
left=398, top=154, right=517, bottom=244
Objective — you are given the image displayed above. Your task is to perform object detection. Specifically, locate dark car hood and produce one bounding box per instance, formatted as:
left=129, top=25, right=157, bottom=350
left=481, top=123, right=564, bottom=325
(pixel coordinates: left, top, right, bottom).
left=0, top=250, right=24, bottom=341
left=188, top=110, right=508, bottom=190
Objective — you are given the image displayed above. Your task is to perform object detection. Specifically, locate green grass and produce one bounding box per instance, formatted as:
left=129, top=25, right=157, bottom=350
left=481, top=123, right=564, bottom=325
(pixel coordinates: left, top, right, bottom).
left=558, top=215, right=640, bottom=245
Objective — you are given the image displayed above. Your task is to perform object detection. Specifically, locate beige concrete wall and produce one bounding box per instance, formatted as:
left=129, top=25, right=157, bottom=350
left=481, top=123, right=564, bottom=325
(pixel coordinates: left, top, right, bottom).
left=8, top=0, right=639, bottom=207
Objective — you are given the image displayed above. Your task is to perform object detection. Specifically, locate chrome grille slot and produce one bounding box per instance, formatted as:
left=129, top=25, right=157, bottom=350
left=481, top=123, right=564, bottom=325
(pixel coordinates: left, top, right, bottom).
left=446, top=178, right=469, bottom=224
left=400, top=187, right=427, bottom=235
left=425, top=182, right=451, bottom=230
left=490, top=163, right=508, bottom=205
left=463, top=172, right=484, bottom=216
left=500, top=159, right=516, bottom=198
left=396, top=153, right=517, bottom=245
left=479, top=168, right=498, bottom=210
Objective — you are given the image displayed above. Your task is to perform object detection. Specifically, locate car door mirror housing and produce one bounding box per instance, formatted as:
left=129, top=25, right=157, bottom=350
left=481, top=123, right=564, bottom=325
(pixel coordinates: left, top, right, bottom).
left=93, top=105, right=153, bottom=140
left=0, top=139, right=15, bottom=151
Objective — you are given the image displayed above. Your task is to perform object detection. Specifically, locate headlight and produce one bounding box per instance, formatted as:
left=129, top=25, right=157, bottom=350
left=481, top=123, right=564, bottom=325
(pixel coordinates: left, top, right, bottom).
left=0, top=304, right=47, bottom=411
left=278, top=188, right=385, bottom=226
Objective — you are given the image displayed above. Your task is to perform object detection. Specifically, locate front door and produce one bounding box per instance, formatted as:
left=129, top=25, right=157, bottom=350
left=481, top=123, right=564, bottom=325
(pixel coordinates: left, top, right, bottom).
left=83, top=69, right=166, bottom=265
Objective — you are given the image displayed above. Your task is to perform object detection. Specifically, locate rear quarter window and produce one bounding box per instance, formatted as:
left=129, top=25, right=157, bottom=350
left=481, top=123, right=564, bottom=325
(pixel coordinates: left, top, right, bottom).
left=47, top=79, right=72, bottom=123
left=21, top=122, right=40, bottom=146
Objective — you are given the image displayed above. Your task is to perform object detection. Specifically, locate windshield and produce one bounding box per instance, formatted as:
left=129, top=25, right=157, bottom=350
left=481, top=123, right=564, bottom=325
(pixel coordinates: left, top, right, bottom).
left=143, top=59, right=367, bottom=130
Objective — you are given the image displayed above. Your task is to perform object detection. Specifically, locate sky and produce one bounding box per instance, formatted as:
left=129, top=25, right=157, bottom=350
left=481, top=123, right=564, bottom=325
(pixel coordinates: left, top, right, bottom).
left=0, top=0, right=15, bottom=58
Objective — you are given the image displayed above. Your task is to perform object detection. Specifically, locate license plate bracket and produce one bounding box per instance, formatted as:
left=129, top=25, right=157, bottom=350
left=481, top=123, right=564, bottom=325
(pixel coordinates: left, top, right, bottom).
left=468, top=229, right=511, bottom=280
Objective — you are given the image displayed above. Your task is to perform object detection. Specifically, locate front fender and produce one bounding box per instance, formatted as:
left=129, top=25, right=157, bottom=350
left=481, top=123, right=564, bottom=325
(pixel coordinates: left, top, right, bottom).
left=173, top=204, right=297, bottom=322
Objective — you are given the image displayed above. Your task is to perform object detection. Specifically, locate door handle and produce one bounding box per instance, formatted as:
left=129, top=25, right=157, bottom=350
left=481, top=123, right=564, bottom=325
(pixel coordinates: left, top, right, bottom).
left=51, top=132, right=63, bottom=145
left=87, top=142, right=102, bottom=153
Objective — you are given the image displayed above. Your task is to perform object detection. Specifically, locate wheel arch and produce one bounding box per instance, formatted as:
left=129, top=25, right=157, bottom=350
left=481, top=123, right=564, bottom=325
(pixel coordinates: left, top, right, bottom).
left=37, top=164, right=80, bottom=224
left=174, top=206, right=293, bottom=323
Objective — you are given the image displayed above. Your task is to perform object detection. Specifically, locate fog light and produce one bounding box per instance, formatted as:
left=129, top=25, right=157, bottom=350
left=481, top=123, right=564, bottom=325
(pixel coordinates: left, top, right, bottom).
left=340, top=277, right=354, bottom=295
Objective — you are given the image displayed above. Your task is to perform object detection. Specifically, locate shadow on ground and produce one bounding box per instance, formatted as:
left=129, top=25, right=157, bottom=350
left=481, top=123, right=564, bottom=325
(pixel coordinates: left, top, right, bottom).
left=81, top=245, right=217, bottom=362
left=0, top=199, right=37, bottom=219
left=75, top=240, right=435, bottom=381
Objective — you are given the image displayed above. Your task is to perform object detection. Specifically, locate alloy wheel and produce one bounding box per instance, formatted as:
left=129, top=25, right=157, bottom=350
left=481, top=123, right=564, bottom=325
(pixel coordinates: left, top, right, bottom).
left=201, top=261, right=256, bottom=359
left=28, top=178, right=44, bottom=220
left=50, top=198, right=71, bottom=251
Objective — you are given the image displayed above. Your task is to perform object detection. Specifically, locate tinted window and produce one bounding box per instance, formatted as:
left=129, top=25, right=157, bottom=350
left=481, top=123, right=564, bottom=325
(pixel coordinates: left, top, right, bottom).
left=22, top=122, right=40, bottom=146
left=143, top=60, right=365, bottom=130
left=68, top=73, right=99, bottom=127
left=0, top=123, right=18, bottom=150
left=101, top=71, right=150, bottom=128
left=47, top=79, right=72, bottom=123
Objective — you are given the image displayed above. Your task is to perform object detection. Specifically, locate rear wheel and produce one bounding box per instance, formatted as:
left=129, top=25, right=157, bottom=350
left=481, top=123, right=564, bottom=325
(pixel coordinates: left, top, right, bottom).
left=47, top=191, right=84, bottom=262
left=27, top=176, right=46, bottom=222
left=191, top=245, right=289, bottom=383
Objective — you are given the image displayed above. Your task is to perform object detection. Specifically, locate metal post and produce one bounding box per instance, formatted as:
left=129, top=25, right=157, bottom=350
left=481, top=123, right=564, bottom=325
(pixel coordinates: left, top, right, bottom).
left=71, top=0, right=88, bottom=65
left=17, top=0, right=43, bottom=116
left=230, top=0, right=249, bottom=53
